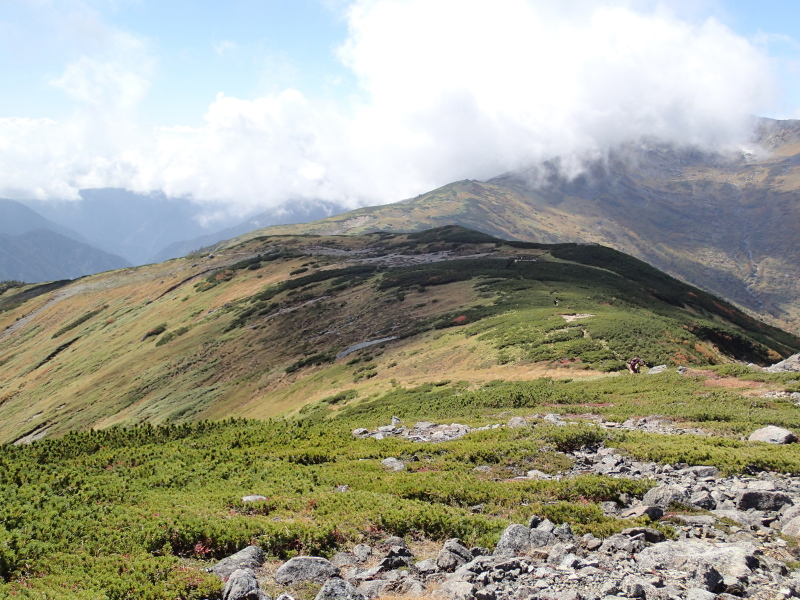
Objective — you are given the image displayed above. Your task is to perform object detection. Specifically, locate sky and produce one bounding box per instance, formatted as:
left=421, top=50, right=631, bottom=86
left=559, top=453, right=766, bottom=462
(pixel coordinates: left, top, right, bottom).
left=2, top=0, right=800, bottom=218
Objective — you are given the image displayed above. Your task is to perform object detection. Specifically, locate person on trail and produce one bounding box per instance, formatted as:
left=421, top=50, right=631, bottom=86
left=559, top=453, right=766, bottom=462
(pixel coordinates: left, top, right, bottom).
left=627, top=357, right=646, bottom=374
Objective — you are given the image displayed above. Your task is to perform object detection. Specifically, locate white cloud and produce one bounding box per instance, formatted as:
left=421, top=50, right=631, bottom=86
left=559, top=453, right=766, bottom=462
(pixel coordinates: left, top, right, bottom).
left=0, top=0, right=781, bottom=213
left=50, top=31, right=154, bottom=111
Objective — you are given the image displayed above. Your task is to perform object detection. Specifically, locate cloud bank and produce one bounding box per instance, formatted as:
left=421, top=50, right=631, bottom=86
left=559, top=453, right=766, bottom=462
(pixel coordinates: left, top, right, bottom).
left=0, top=0, right=779, bottom=214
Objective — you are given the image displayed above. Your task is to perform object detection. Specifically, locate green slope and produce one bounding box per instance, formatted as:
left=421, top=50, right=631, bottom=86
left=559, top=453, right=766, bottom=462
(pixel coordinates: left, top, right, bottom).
left=1, top=226, right=797, bottom=446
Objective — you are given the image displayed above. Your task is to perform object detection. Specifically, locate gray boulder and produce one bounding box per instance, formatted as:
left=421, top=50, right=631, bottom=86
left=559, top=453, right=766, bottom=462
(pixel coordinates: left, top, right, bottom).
left=222, top=569, right=269, bottom=600
left=493, top=524, right=531, bottom=557
left=689, top=491, right=717, bottom=510
left=507, top=416, right=528, bottom=428
left=352, top=544, right=371, bottom=563
left=552, top=522, right=574, bottom=541
left=736, top=490, right=792, bottom=511
left=275, top=556, right=340, bottom=585
left=642, top=484, right=689, bottom=508
left=315, top=579, right=365, bottom=600
left=748, top=426, right=797, bottom=444
left=782, top=505, right=800, bottom=525
left=210, top=546, right=266, bottom=580
left=765, top=353, right=800, bottom=373
left=637, top=540, right=759, bottom=582
left=781, top=516, right=800, bottom=537
left=383, top=536, right=406, bottom=547
left=414, top=558, right=439, bottom=574
left=436, top=538, right=473, bottom=572
left=433, top=580, right=476, bottom=600
left=356, top=580, right=389, bottom=599
left=685, top=465, right=719, bottom=478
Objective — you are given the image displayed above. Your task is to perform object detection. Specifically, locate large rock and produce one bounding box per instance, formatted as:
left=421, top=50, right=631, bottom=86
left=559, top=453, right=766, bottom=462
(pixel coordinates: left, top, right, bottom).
left=642, top=484, right=689, bottom=508
left=765, top=353, right=800, bottom=373
left=493, top=524, right=531, bottom=557
left=433, top=580, right=476, bottom=600
left=748, top=426, right=797, bottom=444
left=210, top=546, right=266, bottom=580
left=222, top=569, right=269, bottom=600
left=781, top=516, right=800, bottom=537
left=436, top=538, right=473, bottom=572
left=315, top=579, right=365, bottom=600
left=637, top=540, right=759, bottom=582
left=275, top=557, right=340, bottom=585
left=736, top=490, right=793, bottom=511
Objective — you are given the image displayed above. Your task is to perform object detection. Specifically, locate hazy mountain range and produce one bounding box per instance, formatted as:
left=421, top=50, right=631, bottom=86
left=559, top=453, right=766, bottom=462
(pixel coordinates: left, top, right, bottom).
left=1, top=191, right=348, bottom=282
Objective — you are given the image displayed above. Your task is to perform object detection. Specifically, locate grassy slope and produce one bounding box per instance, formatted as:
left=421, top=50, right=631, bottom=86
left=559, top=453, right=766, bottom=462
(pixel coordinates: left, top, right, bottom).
left=0, top=226, right=797, bottom=446
left=228, top=122, right=800, bottom=334
left=3, top=367, right=800, bottom=597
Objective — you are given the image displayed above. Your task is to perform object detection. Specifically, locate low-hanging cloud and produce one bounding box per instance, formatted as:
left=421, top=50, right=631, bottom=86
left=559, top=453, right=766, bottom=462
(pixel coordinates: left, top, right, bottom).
left=0, top=0, right=780, bottom=215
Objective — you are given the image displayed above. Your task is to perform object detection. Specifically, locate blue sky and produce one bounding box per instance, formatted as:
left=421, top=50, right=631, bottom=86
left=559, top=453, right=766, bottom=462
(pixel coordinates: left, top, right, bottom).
left=2, top=0, right=800, bottom=213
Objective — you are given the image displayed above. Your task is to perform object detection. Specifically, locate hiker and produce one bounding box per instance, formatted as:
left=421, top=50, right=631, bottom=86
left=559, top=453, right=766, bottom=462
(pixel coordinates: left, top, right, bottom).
left=627, top=357, right=646, bottom=374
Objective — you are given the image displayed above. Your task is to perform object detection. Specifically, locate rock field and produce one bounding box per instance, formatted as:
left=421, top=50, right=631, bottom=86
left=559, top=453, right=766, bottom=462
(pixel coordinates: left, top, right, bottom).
left=213, top=414, right=800, bottom=600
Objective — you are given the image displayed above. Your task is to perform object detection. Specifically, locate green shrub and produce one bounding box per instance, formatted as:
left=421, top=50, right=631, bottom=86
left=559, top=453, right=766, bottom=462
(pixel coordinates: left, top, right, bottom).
left=142, top=324, right=167, bottom=341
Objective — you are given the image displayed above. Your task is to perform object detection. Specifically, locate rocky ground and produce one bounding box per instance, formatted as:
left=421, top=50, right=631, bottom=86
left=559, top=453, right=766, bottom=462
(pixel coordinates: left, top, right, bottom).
left=210, top=392, right=800, bottom=600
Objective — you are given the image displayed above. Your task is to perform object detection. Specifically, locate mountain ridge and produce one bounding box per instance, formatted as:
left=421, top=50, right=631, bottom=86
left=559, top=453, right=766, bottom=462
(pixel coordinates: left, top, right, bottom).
left=221, top=119, right=800, bottom=335
left=0, top=229, right=130, bottom=283
left=0, top=225, right=797, bottom=445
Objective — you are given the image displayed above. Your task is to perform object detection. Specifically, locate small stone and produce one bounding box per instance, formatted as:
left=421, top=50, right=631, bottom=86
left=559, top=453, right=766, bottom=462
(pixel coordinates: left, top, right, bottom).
left=352, top=544, right=371, bottom=562
left=620, top=505, right=664, bottom=520
left=242, top=495, right=268, bottom=503
left=380, top=457, right=405, bottom=471
left=315, top=578, right=365, bottom=600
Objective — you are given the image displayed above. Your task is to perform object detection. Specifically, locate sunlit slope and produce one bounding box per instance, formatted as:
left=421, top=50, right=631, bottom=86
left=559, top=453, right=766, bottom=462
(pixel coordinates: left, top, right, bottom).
left=1, top=226, right=797, bottom=444
left=231, top=120, right=800, bottom=333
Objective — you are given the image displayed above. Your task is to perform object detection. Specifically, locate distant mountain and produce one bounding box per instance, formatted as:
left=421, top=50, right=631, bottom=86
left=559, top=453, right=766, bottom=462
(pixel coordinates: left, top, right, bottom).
left=24, top=190, right=350, bottom=266
left=0, top=229, right=130, bottom=282
left=149, top=199, right=348, bottom=262
left=0, top=198, right=87, bottom=241
left=23, top=189, right=241, bottom=266
left=223, top=118, right=800, bottom=334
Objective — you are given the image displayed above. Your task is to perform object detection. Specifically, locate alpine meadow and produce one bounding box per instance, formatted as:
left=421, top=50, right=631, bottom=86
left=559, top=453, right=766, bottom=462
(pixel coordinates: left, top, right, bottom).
left=3, top=224, right=800, bottom=598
